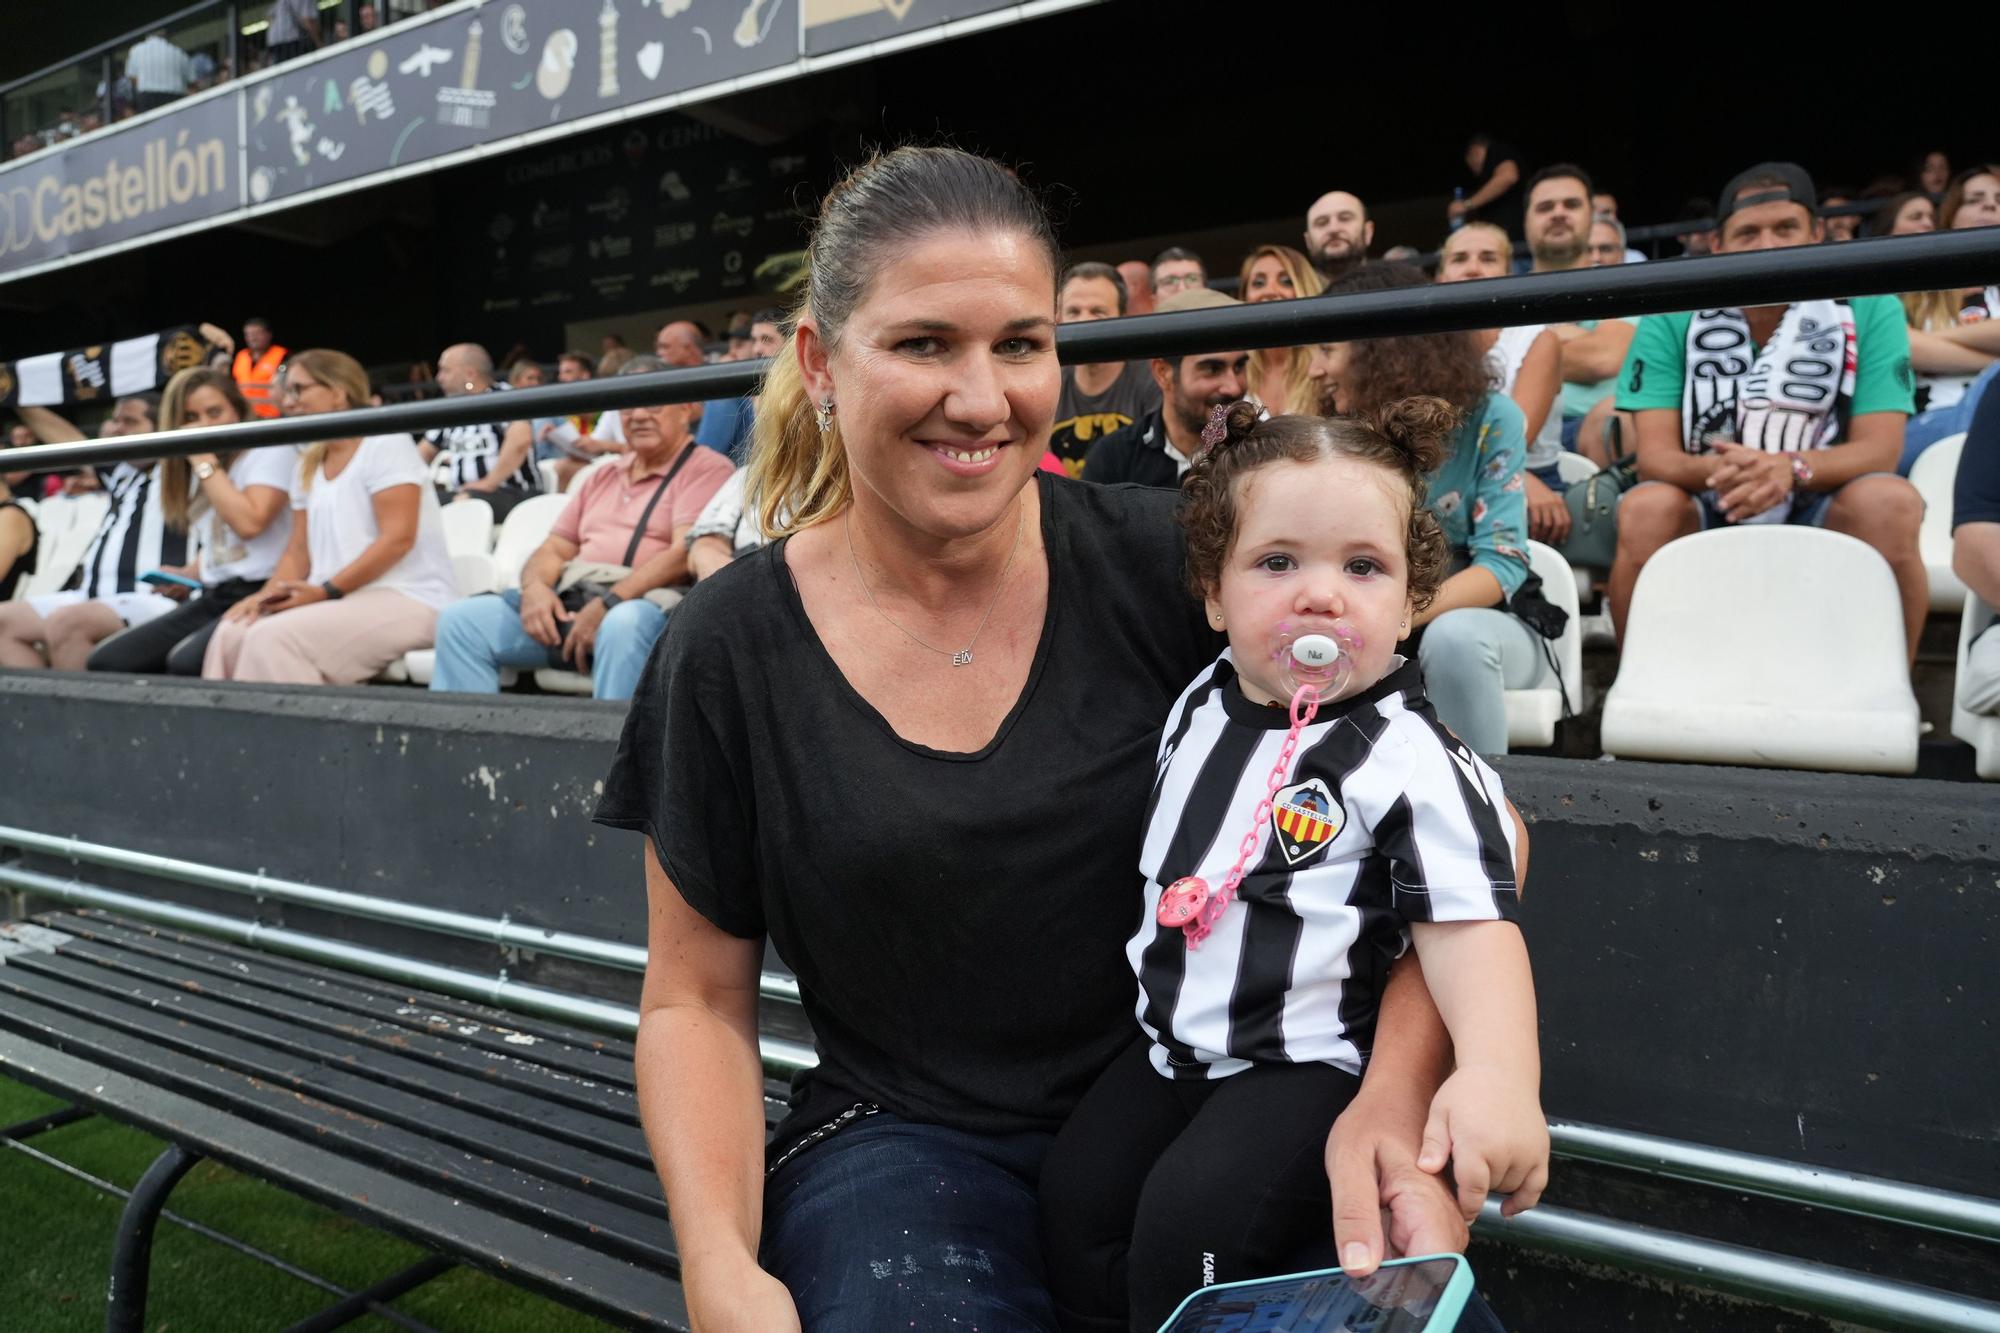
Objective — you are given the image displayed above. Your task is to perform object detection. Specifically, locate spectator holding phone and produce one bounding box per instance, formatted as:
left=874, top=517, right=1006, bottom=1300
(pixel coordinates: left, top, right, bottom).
left=86, top=368, right=295, bottom=675
left=203, top=350, right=459, bottom=684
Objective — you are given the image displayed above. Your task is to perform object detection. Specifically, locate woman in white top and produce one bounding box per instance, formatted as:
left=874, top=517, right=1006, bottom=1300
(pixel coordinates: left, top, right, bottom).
left=1436, top=222, right=1568, bottom=544
left=204, top=349, right=460, bottom=685
left=87, top=368, right=295, bottom=675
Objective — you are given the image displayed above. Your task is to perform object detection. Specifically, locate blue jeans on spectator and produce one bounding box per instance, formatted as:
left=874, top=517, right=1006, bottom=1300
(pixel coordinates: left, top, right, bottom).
left=761, top=1111, right=1061, bottom=1330
left=427, top=588, right=668, bottom=700
left=1419, top=608, right=1551, bottom=756
left=758, top=1108, right=1508, bottom=1331
left=1901, top=362, right=2000, bottom=474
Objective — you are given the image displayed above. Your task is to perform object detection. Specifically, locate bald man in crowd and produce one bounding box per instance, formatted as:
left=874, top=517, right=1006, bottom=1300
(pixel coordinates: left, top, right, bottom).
left=423, top=342, right=541, bottom=519
left=1117, top=261, right=1156, bottom=316
left=1305, top=189, right=1373, bottom=281
left=585, top=319, right=711, bottom=456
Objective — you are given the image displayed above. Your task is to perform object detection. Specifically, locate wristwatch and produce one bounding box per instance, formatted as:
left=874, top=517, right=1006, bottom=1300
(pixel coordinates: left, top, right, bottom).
left=321, top=581, right=345, bottom=601
left=194, top=462, right=216, bottom=481
left=599, top=591, right=625, bottom=612
left=1789, top=453, right=1815, bottom=489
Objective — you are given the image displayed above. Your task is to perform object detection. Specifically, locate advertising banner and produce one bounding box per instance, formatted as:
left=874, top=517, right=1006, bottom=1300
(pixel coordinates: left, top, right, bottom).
left=445, top=118, right=822, bottom=328
left=0, top=97, right=238, bottom=271
left=242, top=0, right=797, bottom=205
left=801, top=0, right=1020, bottom=54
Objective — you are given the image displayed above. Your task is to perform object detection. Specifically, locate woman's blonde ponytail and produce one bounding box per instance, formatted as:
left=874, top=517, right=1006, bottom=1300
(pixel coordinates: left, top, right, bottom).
left=746, top=335, right=850, bottom=539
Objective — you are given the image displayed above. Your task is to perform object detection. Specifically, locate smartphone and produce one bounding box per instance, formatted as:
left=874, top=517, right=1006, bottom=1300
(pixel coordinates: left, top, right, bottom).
left=1157, top=1254, right=1475, bottom=1333
left=140, top=570, right=204, bottom=592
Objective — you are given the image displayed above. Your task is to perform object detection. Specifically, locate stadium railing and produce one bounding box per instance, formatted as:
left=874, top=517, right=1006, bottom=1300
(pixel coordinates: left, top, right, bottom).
left=9, top=224, right=2000, bottom=477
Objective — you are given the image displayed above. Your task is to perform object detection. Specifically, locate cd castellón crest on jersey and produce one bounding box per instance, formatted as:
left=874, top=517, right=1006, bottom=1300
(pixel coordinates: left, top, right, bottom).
left=1272, top=777, right=1343, bottom=866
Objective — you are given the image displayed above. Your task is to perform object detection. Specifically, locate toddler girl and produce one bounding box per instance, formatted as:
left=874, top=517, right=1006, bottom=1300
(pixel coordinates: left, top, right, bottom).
left=1039, top=399, right=1548, bottom=1332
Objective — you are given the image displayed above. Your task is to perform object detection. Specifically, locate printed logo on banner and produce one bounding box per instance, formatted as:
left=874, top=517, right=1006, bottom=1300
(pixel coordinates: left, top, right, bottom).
left=65, top=347, right=108, bottom=400
left=160, top=330, right=207, bottom=374
left=500, top=5, right=532, bottom=54
left=654, top=220, right=698, bottom=249
left=650, top=266, right=701, bottom=292
left=438, top=20, right=499, bottom=129
left=598, top=1, right=621, bottom=97
left=735, top=0, right=783, bottom=46
left=538, top=30, right=579, bottom=99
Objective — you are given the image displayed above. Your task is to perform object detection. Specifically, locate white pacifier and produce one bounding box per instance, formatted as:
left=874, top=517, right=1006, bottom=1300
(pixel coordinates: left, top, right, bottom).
left=1273, top=621, right=1363, bottom=705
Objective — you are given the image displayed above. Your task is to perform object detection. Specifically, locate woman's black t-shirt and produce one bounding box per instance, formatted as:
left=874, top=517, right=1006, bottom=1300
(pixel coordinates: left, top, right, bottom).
left=594, top=472, right=1219, bottom=1155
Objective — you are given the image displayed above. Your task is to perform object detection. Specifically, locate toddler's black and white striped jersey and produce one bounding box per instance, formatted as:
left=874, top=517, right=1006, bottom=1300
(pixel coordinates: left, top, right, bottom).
left=1128, top=652, right=1519, bottom=1081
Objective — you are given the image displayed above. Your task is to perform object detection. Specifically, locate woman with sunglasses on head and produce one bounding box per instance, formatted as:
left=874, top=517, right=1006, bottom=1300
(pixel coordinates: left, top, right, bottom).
left=86, top=367, right=295, bottom=675
left=203, top=350, right=459, bottom=684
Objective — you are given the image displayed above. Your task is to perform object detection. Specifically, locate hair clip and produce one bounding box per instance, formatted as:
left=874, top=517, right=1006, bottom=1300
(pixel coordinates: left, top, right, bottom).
left=1201, top=404, right=1231, bottom=451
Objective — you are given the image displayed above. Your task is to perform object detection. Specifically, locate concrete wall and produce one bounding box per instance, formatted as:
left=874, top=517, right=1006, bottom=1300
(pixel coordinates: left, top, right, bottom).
left=3, top=671, right=1995, bottom=1202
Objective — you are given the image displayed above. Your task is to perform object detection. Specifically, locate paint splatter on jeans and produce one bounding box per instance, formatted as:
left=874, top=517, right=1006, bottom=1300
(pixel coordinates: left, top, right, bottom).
left=760, top=1110, right=1060, bottom=1330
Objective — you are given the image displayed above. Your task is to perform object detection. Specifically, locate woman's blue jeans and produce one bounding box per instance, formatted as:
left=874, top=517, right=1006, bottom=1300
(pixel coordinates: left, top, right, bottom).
left=757, top=1109, right=1509, bottom=1331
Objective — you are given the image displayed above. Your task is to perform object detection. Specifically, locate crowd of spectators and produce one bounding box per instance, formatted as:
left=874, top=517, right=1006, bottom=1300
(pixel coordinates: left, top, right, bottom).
left=2, top=144, right=1997, bottom=755
left=8, top=2, right=400, bottom=160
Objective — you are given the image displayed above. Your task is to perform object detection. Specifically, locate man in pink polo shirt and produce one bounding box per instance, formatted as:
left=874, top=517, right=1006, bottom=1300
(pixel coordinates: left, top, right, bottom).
left=429, top=356, right=734, bottom=699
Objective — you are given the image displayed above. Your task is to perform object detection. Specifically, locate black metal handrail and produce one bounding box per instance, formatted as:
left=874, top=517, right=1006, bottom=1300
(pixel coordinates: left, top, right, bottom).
left=7, top=226, right=1998, bottom=475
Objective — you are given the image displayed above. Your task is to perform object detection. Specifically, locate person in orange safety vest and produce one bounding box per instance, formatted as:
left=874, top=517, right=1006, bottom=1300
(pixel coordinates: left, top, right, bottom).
left=231, top=317, right=288, bottom=419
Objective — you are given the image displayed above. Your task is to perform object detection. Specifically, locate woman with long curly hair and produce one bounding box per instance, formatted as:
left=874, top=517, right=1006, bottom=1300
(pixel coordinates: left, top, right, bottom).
left=1309, top=261, right=1550, bottom=755
left=1237, top=243, right=1325, bottom=414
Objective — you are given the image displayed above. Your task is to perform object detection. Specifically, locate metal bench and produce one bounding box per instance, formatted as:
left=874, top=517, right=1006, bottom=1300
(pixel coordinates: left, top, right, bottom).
left=6, top=836, right=2000, bottom=1332
left=0, top=909, right=785, bottom=1332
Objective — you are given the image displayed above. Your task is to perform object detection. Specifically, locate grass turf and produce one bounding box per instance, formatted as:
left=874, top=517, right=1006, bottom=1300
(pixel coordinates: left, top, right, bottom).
left=0, top=1074, right=615, bottom=1331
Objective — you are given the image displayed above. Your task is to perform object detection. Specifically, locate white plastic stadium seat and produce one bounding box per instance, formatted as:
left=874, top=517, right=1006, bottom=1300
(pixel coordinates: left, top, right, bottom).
left=1909, top=433, right=1967, bottom=612
left=401, top=650, right=518, bottom=689
left=1952, top=595, right=2000, bottom=780
left=533, top=668, right=594, bottom=696
left=1503, top=541, right=1584, bottom=748
left=437, top=500, right=496, bottom=559
left=536, top=458, right=564, bottom=497
left=1601, top=527, right=1919, bottom=774
left=1554, top=452, right=1600, bottom=486
left=491, top=494, right=568, bottom=589
left=391, top=554, right=504, bottom=686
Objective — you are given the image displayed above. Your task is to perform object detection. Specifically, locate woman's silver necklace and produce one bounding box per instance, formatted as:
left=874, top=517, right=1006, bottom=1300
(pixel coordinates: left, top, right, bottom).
left=847, top=499, right=1025, bottom=667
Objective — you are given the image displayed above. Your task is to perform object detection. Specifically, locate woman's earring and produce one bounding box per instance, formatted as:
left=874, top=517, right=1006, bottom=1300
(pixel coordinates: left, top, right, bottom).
left=814, top=398, right=834, bottom=435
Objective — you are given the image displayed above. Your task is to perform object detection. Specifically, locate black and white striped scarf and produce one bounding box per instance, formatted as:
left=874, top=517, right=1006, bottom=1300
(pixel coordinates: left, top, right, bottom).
left=1682, top=299, right=1856, bottom=454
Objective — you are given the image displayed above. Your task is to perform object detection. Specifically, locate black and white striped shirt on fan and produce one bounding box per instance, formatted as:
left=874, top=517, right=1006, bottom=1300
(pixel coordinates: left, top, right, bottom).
left=73, top=464, right=189, bottom=599
left=422, top=389, right=539, bottom=493
left=1129, top=654, right=1519, bottom=1082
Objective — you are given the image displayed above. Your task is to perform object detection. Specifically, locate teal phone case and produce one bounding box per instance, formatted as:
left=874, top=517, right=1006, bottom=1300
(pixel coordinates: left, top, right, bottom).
left=1155, top=1252, right=1475, bottom=1331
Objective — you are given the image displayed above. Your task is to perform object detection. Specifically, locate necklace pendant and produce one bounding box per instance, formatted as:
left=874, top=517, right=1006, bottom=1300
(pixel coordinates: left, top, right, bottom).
left=951, top=648, right=973, bottom=667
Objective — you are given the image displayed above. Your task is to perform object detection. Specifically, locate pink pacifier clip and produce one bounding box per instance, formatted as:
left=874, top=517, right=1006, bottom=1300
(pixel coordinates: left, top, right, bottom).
left=1157, top=679, right=1322, bottom=948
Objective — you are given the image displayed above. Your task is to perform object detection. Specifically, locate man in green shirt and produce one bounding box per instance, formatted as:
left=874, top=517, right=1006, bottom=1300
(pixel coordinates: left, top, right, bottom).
left=1609, top=162, right=1925, bottom=657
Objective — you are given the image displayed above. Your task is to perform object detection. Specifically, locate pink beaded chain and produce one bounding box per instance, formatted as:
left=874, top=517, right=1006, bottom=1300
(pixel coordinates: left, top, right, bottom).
left=1159, top=683, right=1321, bottom=948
